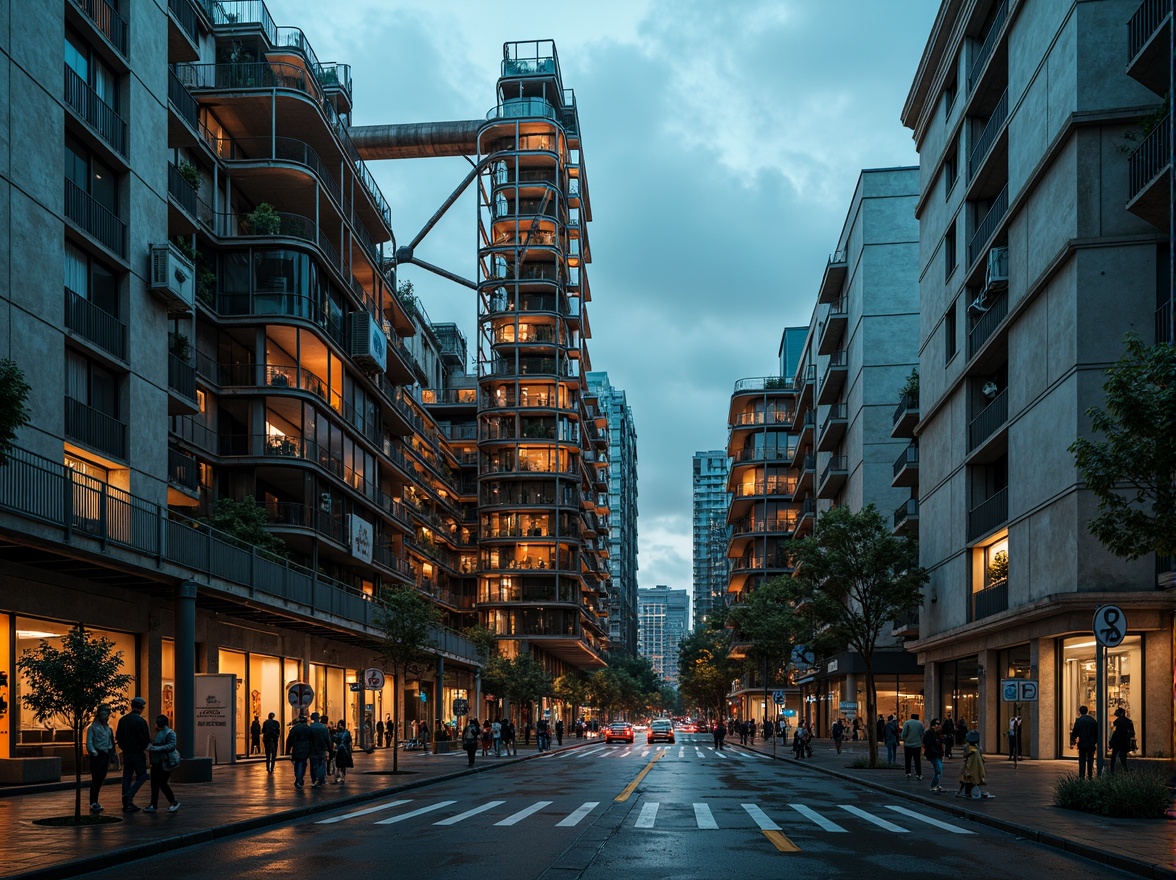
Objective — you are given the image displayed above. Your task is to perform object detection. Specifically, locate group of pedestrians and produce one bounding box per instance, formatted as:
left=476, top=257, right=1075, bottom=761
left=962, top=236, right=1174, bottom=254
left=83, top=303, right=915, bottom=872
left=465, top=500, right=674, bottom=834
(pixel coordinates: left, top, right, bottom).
left=284, top=712, right=354, bottom=789
left=85, top=696, right=182, bottom=815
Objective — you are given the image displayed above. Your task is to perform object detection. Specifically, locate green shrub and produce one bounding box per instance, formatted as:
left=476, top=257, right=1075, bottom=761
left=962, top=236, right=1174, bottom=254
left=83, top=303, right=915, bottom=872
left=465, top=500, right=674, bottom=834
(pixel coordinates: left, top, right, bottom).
left=1052, top=769, right=1172, bottom=819
left=246, top=203, right=281, bottom=236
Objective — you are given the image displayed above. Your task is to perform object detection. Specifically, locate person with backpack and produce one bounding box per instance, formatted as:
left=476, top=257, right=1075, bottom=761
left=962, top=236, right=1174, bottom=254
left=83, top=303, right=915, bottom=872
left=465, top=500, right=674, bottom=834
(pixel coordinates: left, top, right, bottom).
left=461, top=718, right=480, bottom=767
left=331, top=720, right=353, bottom=784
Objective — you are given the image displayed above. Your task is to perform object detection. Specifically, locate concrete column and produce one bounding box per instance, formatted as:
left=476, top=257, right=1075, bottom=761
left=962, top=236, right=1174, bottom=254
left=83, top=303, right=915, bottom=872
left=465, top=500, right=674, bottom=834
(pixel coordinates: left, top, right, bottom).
left=174, top=580, right=197, bottom=758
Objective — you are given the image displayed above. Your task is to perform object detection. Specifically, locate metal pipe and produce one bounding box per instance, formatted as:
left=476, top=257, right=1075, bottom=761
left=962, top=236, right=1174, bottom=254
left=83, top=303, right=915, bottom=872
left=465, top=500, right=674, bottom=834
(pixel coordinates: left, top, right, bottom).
left=350, top=121, right=482, bottom=160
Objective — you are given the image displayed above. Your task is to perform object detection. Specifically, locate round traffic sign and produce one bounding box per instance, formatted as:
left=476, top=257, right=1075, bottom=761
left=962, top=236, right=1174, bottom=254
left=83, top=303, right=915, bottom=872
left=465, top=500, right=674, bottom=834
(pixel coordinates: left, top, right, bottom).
left=363, top=667, right=386, bottom=690
left=1092, top=605, right=1127, bottom=648
left=287, top=682, right=314, bottom=708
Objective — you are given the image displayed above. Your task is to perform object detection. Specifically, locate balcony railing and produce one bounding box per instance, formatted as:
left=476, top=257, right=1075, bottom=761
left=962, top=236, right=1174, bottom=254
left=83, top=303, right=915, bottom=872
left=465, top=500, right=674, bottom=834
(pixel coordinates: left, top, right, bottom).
left=1128, top=0, right=1173, bottom=61
left=65, top=396, right=126, bottom=460
left=969, top=389, right=1008, bottom=451
left=821, top=402, right=848, bottom=435
left=64, top=179, right=127, bottom=259
left=968, top=89, right=1008, bottom=180
left=168, top=354, right=197, bottom=401
left=968, top=0, right=1008, bottom=92
left=168, top=69, right=200, bottom=131
left=168, top=448, right=199, bottom=491
left=893, top=444, right=919, bottom=479
left=71, top=0, right=128, bottom=58
left=1127, top=115, right=1171, bottom=202
left=167, top=0, right=198, bottom=43
left=892, top=392, right=919, bottom=426
left=820, top=455, right=848, bottom=486
left=967, top=184, right=1009, bottom=266
left=64, top=287, right=126, bottom=361
left=167, top=162, right=198, bottom=217
left=968, top=291, right=1009, bottom=359
left=893, top=497, right=919, bottom=529
left=971, top=580, right=1009, bottom=621
left=732, top=376, right=796, bottom=393
left=63, top=65, right=127, bottom=157
left=967, top=487, right=1008, bottom=541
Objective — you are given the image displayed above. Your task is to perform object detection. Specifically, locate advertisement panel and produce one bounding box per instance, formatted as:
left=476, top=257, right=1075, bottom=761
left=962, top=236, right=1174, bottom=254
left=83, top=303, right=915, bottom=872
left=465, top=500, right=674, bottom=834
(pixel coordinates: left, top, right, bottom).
left=195, top=673, right=236, bottom=764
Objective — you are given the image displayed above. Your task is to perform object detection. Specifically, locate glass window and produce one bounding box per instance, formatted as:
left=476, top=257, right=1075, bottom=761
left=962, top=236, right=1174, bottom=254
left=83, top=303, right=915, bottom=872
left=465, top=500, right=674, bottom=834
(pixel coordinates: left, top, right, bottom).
left=218, top=649, right=247, bottom=756
left=1060, top=634, right=1142, bottom=757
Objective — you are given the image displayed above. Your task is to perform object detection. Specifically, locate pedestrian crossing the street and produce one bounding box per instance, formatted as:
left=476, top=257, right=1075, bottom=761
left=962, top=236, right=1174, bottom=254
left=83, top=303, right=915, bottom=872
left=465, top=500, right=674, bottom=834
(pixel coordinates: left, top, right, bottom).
left=316, top=797, right=975, bottom=836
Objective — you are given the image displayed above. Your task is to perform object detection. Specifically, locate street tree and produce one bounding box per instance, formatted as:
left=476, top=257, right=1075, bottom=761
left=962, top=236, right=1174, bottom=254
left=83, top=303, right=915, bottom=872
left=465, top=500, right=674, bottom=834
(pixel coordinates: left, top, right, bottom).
left=17, top=625, right=133, bottom=822
left=727, top=577, right=803, bottom=724
left=0, top=358, right=31, bottom=466
left=374, top=585, right=439, bottom=771
left=553, top=669, right=591, bottom=721
left=1069, top=333, right=1176, bottom=566
left=676, top=624, right=737, bottom=721
left=791, top=504, right=926, bottom=765
left=500, top=652, right=553, bottom=720
left=202, top=496, right=287, bottom=558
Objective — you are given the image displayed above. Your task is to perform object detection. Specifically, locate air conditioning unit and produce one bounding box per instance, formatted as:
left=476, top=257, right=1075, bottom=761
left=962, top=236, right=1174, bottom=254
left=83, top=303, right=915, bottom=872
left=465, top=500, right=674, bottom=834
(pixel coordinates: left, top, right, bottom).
left=985, top=246, right=1009, bottom=292
left=149, top=243, right=195, bottom=313
left=348, top=311, right=387, bottom=373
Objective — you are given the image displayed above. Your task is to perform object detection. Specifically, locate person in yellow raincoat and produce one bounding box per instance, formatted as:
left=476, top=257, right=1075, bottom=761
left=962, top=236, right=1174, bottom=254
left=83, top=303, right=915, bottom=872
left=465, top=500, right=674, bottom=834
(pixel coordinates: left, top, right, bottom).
left=956, top=729, right=995, bottom=799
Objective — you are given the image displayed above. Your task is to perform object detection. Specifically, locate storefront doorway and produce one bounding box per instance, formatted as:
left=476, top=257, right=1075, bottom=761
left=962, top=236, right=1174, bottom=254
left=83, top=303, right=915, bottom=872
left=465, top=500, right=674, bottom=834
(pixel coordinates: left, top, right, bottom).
left=1060, top=634, right=1142, bottom=757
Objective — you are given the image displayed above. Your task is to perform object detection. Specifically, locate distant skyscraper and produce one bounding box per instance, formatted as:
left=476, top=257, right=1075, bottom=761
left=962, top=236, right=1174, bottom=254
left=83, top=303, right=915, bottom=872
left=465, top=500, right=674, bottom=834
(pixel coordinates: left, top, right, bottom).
left=638, top=585, right=689, bottom=686
left=692, top=451, right=730, bottom=630
left=587, top=371, right=639, bottom=656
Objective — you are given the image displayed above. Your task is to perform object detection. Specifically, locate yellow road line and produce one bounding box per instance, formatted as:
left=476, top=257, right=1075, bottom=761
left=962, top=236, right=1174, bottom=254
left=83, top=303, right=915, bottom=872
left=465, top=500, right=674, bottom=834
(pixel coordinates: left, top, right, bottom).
left=614, top=751, right=664, bottom=802
left=763, top=829, right=801, bottom=852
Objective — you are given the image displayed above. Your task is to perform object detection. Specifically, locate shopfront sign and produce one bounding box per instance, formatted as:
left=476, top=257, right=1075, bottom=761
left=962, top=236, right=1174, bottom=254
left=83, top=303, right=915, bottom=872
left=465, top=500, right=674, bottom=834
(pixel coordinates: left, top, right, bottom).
left=772, top=690, right=786, bottom=705
left=839, top=700, right=858, bottom=719
left=195, top=673, right=236, bottom=765
left=348, top=515, right=373, bottom=564
left=363, top=668, right=385, bottom=690
left=1001, top=679, right=1038, bottom=702
left=453, top=698, right=469, bottom=716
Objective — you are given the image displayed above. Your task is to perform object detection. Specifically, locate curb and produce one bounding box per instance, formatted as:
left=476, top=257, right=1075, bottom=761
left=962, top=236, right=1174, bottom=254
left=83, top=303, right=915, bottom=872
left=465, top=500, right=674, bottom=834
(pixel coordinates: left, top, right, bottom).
left=8, top=745, right=579, bottom=880
left=748, top=746, right=1176, bottom=880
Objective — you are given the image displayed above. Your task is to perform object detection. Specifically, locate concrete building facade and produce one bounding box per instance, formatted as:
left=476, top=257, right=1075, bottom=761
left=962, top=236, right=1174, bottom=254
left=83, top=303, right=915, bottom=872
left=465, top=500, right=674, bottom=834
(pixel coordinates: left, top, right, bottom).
left=901, top=0, right=1173, bottom=759
left=691, top=450, right=730, bottom=630
left=637, top=584, right=688, bottom=687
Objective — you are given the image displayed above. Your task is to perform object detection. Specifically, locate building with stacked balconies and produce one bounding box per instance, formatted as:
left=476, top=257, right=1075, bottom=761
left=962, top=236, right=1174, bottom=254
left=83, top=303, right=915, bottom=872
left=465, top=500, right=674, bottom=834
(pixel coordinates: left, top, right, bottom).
left=474, top=41, right=611, bottom=680
left=902, top=0, right=1173, bottom=758
left=587, top=371, right=639, bottom=658
left=637, top=585, right=688, bottom=687
left=692, top=450, right=731, bottom=631
left=0, top=0, right=500, bottom=772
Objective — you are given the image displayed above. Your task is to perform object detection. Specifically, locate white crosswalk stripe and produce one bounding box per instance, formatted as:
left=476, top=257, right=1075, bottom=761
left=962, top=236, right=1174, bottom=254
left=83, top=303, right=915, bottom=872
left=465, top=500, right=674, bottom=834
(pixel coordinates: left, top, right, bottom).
left=374, top=800, right=456, bottom=825
left=433, top=800, right=505, bottom=825
left=694, top=803, right=718, bottom=829
left=838, top=804, right=909, bottom=832
left=635, top=802, right=659, bottom=828
left=741, top=803, right=780, bottom=831
left=316, top=798, right=411, bottom=824
left=494, top=800, right=552, bottom=826
left=789, top=803, right=847, bottom=832
left=556, top=801, right=599, bottom=827
left=884, top=805, right=975, bottom=834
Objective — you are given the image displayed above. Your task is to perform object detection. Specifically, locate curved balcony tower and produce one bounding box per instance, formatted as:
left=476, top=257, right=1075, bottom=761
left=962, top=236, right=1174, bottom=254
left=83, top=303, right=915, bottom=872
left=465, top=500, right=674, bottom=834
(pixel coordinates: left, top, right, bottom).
left=475, top=41, right=607, bottom=671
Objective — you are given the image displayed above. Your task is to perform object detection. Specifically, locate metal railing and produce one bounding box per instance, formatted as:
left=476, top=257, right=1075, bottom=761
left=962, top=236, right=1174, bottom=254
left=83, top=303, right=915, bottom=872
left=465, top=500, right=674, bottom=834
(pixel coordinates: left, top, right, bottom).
left=167, top=162, right=198, bottom=217
left=64, top=287, right=126, bottom=361
left=893, top=497, right=919, bottom=528
left=892, top=391, right=919, bottom=426
left=821, top=402, right=848, bottom=435
left=168, top=69, right=200, bottom=130
left=892, top=444, right=919, bottom=479
left=969, top=389, right=1008, bottom=451
left=168, top=354, right=197, bottom=401
left=1127, top=115, right=1171, bottom=202
left=820, top=455, right=848, bottom=487
left=732, top=376, right=797, bottom=393
left=967, top=184, right=1008, bottom=266
left=64, top=179, right=127, bottom=259
left=63, top=65, right=127, bottom=157
left=971, top=580, right=1009, bottom=621
left=167, top=0, right=198, bottom=43
left=1128, top=0, right=1173, bottom=61
left=65, top=396, right=126, bottom=460
left=70, top=0, right=127, bottom=57
left=730, top=514, right=798, bottom=536
left=968, top=0, right=1008, bottom=91
left=967, top=487, right=1008, bottom=541
left=968, top=89, right=1008, bottom=179
left=968, top=291, right=1009, bottom=358
left=168, top=448, right=199, bottom=491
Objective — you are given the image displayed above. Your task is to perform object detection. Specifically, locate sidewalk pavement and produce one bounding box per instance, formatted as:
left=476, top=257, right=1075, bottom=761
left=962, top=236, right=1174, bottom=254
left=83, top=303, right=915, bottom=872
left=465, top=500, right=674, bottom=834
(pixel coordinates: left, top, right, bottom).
left=740, top=736, right=1175, bottom=880
left=0, top=738, right=580, bottom=880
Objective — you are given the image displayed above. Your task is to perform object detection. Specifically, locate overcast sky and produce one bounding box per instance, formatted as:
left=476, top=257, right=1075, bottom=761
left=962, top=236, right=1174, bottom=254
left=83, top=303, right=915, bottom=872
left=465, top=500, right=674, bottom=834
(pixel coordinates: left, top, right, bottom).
left=275, top=0, right=939, bottom=597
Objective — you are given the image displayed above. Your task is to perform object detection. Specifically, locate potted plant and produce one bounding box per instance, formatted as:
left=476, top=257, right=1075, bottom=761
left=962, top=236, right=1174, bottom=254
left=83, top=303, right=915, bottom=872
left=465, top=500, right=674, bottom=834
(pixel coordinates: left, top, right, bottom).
left=246, top=203, right=281, bottom=236
left=168, top=332, right=191, bottom=361
left=986, top=550, right=1008, bottom=587
left=177, top=160, right=200, bottom=192
left=898, top=367, right=920, bottom=405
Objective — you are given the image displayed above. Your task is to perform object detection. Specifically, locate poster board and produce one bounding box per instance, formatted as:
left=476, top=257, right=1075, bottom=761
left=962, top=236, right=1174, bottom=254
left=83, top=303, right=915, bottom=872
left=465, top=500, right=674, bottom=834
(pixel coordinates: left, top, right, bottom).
left=195, top=673, right=236, bottom=764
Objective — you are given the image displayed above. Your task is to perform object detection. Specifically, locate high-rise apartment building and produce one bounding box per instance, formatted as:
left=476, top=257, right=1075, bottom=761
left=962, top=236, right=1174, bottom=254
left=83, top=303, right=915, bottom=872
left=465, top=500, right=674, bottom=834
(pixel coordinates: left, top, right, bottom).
left=637, top=585, right=688, bottom=687
left=692, top=450, right=730, bottom=629
left=902, top=0, right=1173, bottom=758
left=587, top=371, right=639, bottom=657
left=0, top=5, right=608, bottom=771
left=475, top=41, right=610, bottom=674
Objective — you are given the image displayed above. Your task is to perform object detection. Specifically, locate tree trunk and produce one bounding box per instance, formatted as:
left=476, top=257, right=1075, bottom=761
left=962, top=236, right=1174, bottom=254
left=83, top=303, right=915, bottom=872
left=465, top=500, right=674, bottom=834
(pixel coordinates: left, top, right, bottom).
left=863, top=662, right=879, bottom=765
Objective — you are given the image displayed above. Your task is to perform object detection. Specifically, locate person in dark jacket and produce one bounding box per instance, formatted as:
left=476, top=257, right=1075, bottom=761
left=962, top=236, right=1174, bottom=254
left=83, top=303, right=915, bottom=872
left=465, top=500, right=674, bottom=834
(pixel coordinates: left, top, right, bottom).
left=145, top=714, right=180, bottom=812
left=286, top=715, right=313, bottom=789
left=461, top=718, right=480, bottom=767
left=115, top=696, right=151, bottom=812
left=940, top=713, right=956, bottom=759
left=307, top=712, right=332, bottom=787
left=923, top=718, right=945, bottom=792
left=1070, top=705, right=1099, bottom=779
left=250, top=715, right=262, bottom=755
left=261, top=712, right=281, bottom=773
left=1108, top=707, right=1135, bottom=773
